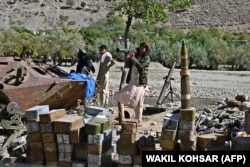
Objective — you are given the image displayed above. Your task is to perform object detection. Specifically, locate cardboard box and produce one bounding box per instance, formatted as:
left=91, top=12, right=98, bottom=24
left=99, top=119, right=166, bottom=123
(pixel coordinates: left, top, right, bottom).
left=40, top=123, right=53, bottom=133
left=54, top=114, right=84, bottom=133
left=30, top=142, right=43, bottom=151
left=57, top=134, right=70, bottom=144
left=39, top=108, right=66, bottom=123
left=45, top=151, right=58, bottom=162
left=58, top=143, right=74, bottom=153
left=43, top=142, right=57, bottom=152
left=26, top=105, right=49, bottom=121
left=88, top=128, right=112, bottom=145
left=180, top=108, right=196, bottom=121
left=30, top=150, right=44, bottom=161
left=90, top=117, right=110, bottom=132
left=28, top=132, right=41, bottom=142
left=85, top=106, right=109, bottom=117
left=74, top=143, right=88, bottom=160
left=121, top=119, right=137, bottom=133
left=87, top=138, right=112, bottom=155
left=42, top=132, right=56, bottom=143
left=118, top=154, right=133, bottom=164
left=159, top=138, right=176, bottom=151
left=161, top=129, right=176, bottom=141
left=197, top=133, right=226, bottom=148
left=119, top=132, right=136, bottom=143
left=26, top=122, right=40, bottom=133
left=58, top=152, right=72, bottom=162
left=162, top=113, right=179, bottom=130
left=177, top=129, right=197, bottom=141
left=85, top=122, right=101, bottom=135
left=87, top=149, right=112, bottom=165
left=116, top=139, right=137, bottom=155
left=58, top=161, right=72, bottom=167
left=70, top=125, right=85, bottom=143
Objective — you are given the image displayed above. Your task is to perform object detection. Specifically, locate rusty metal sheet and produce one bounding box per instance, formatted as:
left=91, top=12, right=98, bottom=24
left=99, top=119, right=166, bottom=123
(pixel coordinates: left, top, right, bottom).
left=0, top=56, right=86, bottom=116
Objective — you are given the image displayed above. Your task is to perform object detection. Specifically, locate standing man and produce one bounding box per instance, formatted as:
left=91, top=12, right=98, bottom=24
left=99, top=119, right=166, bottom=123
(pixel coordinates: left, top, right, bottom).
left=96, top=45, right=116, bottom=107
left=76, top=48, right=95, bottom=75
left=114, top=42, right=151, bottom=126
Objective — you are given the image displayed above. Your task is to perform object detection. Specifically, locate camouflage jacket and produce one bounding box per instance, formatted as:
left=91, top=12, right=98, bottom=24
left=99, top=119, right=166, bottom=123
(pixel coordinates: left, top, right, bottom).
left=129, top=51, right=150, bottom=86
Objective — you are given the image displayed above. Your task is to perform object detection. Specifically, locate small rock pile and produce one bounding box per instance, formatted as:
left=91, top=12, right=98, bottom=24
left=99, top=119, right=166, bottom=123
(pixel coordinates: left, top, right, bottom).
left=195, top=95, right=249, bottom=140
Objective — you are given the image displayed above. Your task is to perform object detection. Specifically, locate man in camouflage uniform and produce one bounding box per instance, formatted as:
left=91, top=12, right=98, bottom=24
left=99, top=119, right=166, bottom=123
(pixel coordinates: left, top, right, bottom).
left=129, top=42, right=151, bottom=87
left=114, top=42, right=151, bottom=125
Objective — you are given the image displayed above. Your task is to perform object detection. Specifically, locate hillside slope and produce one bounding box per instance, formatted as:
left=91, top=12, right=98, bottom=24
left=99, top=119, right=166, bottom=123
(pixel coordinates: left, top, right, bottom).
left=0, top=0, right=249, bottom=33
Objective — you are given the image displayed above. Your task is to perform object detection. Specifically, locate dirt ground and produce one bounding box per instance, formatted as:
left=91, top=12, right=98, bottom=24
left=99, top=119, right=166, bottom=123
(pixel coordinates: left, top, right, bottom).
left=62, top=62, right=250, bottom=138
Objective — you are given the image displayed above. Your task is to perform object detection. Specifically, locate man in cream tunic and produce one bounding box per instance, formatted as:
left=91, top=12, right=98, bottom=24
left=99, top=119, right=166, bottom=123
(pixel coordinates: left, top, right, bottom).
left=96, top=45, right=116, bottom=107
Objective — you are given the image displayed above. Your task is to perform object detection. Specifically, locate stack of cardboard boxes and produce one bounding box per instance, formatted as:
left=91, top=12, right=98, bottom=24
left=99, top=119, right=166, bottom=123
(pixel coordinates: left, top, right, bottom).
left=53, top=113, right=84, bottom=166
left=25, top=105, right=113, bottom=167
left=85, top=116, right=113, bottom=167
left=178, top=107, right=197, bottom=151
left=116, top=119, right=138, bottom=167
left=26, top=105, right=50, bottom=164
left=159, top=113, right=179, bottom=151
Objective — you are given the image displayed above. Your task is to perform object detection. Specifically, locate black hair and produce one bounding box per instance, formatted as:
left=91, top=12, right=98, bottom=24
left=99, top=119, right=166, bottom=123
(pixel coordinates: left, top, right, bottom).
left=99, top=45, right=108, bottom=50
left=140, top=42, right=150, bottom=51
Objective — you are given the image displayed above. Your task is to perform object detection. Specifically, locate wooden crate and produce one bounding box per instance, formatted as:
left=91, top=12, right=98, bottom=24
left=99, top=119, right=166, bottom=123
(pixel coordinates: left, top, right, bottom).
left=54, top=114, right=84, bottom=133
left=70, top=125, right=85, bottom=144
left=87, top=138, right=112, bottom=155
left=42, top=132, right=56, bottom=143
left=43, top=142, right=57, bottom=152
left=39, top=108, right=66, bottom=123
left=28, top=132, right=42, bottom=142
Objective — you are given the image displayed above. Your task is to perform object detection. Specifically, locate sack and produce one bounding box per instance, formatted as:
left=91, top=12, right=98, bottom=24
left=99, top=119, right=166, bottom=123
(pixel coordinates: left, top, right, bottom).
left=114, top=84, right=145, bottom=108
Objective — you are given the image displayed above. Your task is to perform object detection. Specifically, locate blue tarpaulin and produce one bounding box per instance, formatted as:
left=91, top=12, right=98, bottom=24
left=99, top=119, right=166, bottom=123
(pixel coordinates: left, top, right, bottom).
left=67, top=72, right=96, bottom=99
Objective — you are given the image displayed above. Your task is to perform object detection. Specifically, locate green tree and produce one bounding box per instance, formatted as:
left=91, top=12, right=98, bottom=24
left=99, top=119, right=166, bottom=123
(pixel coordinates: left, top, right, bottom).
left=187, top=41, right=207, bottom=69
left=19, top=32, right=36, bottom=58
left=105, top=0, right=197, bottom=66
left=66, top=0, right=75, bottom=8
left=1, top=30, right=21, bottom=56
left=33, top=35, right=49, bottom=58
left=203, top=38, right=229, bottom=70
left=0, top=31, right=5, bottom=55
left=81, top=2, right=86, bottom=8
left=233, top=43, right=250, bottom=70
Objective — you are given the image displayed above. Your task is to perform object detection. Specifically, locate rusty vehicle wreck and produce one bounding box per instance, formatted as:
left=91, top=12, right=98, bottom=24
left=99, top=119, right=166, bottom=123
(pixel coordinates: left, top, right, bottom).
left=0, top=56, right=86, bottom=116
left=0, top=56, right=88, bottom=156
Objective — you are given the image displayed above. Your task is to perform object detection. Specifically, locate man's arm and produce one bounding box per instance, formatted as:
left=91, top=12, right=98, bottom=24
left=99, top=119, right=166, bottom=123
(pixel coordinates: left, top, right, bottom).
left=130, top=55, right=150, bottom=70
left=86, top=59, right=95, bottom=73
left=104, top=52, right=116, bottom=71
left=108, top=59, right=116, bottom=68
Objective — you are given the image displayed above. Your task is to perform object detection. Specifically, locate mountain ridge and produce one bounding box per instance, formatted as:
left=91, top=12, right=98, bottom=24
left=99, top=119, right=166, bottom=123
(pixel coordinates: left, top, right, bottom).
left=0, top=0, right=249, bottom=33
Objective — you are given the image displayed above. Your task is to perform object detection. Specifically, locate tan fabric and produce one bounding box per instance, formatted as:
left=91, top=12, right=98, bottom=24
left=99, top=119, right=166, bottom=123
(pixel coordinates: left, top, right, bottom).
left=96, top=52, right=114, bottom=107
left=114, top=65, right=148, bottom=117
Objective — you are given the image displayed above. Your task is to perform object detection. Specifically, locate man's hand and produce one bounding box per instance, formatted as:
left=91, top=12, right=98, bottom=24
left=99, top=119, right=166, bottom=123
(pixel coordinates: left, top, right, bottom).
left=128, top=52, right=136, bottom=57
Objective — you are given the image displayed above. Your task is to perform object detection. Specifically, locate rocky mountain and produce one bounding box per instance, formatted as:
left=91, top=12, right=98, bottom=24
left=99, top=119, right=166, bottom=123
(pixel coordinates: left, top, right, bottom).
left=0, top=0, right=249, bottom=33
left=168, top=0, right=250, bottom=33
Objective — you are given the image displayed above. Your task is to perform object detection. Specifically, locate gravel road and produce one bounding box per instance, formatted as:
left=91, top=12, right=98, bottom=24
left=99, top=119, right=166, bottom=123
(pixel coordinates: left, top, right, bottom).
left=61, top=62, right=250, bottom=101
left=60, top=62, right=250, bottom=138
